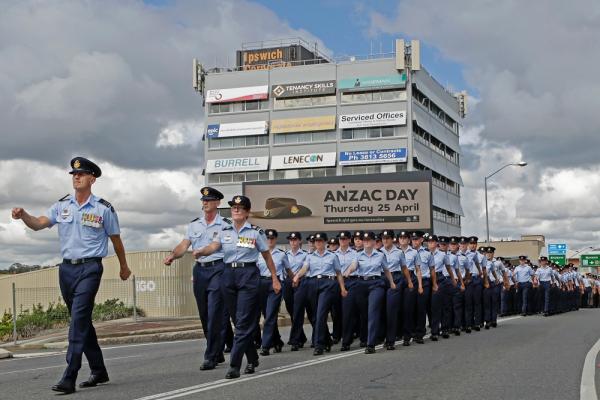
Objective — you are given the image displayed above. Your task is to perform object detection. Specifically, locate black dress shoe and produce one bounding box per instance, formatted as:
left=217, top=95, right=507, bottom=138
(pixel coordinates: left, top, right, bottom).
left=244, top=360, right=259, bottom=374
left=402, top=339, right=410, bottom=346
left=274, top=342, right=283, bottom=353
left=224, top=346, right=232, bottom=354
left=442, top=332, right=450, bottom=339
left=431, top=335, right=438, bottom=341
left=414, top=338, right=424, bottom=344
left=225, top=368, right=240, bottom=379
left=200, top=361, right=216, bottom=371
left=260, top=348, right=270, bottom=356
left=291, top=345, right=299, bottom=351
left=340, top=345, right=350, bottom=351
left=474, top=326, right=480, bottom=331
left=484, top=323, right=490, bottom=330
left=386, top=343, right=395, bottom=350
left=491, top=322, right=497, bottom=328
left=365, top=346, right=376, bottom=354
left=52, top=382, right=75, bottom=394
left=454, top=330, right=461, bottom=336
left=215, top=353, right=225, bottom=364
left=313, top=348, right=323, bottom=356
left=79, top=372, right=109, bottom=388
left=465, top=328, right=472, bottom=333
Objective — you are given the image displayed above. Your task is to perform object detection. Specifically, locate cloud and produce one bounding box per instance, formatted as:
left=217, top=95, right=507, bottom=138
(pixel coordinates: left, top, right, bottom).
left=367, top=0, right=600, bottom=250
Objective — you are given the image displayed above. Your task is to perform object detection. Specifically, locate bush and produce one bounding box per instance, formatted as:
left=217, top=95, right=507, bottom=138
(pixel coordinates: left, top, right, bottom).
left=0, top=299, right=144, bottom=342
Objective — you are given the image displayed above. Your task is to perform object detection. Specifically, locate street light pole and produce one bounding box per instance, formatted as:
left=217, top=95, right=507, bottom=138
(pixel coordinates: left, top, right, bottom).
left=484, top=161, right=528, bottom=244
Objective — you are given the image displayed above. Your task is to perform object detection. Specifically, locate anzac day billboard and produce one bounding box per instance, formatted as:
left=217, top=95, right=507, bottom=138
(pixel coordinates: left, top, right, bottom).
left=243, top=171, right=432, bottom=233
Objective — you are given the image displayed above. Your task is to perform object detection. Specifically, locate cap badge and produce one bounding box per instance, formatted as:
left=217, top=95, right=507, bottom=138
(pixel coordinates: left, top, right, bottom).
left=73, top=159, right=81, bottom=168
left=234, top=196, right=242, bottom=204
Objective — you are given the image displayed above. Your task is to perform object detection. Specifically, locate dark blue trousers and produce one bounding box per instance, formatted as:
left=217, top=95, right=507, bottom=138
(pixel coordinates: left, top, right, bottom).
left=257, top=277, right=283, bottom=349
left=465, top=276, right=483, bottom=328
left=193, top=262, right=225, bottom=363
left=355, top=278, right=385, bottom=347
left=306, top=278, right=337, bottom=350
left=483, top=282, right=499, bottom=323
left=539, top=281, right=551, bottom=313
left=221, top=266, right=260, bottom=369
left=517, top=282, right=532, bottom=314
left=58, top=260, right=106, bottom=384
left=431, top=277, right=452, bottom=335
left=342, top=278, right=361, bottom=347
left=413, top=277, right=428, bottom=339
left=290, top=279, right=312, bottom=346
left=386, top=272, right=405, bottom=344
left=284, top=278, right=308, bottom=345
left=452, top=284, right=464, bottom=330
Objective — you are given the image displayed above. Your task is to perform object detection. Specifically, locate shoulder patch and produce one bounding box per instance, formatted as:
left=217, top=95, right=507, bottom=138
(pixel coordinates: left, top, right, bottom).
left=223, top=225, right=233, bottom=230
left=59, top=194, right=70, bottom=201
left=98, top=198, right=115, bottom=212
left=222, top=217, right=232, bottom=225
left=190, top=217, right=200, bottom=223
left=251, top=224, right=264, bottom=234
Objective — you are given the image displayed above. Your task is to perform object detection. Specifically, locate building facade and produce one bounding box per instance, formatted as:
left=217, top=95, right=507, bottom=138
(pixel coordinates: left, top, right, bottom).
left=197, top=39, right=464, bottom=235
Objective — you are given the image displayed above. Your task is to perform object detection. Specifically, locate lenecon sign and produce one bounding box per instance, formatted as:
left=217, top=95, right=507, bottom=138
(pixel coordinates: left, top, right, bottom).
left=271, top=80, right=336, bottom=98
left=271, top=152, right=336, bottom=170
left=339, top=111, right=406, bottom=129
left=244, top=171, right=432, bottom=233
left=206, top=157, right=269, bottom=173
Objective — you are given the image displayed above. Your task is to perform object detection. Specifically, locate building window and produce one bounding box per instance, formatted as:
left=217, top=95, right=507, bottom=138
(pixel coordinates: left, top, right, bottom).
left=273, top=167, right=336, bottom=180
left=273, top=95, right=336, bottom=109
left=341, top=163, right=406, bottom=176
left=433, top=206, right=461, bottom=226
left=341, top=126, right=398, bottom=140
left=207, top=171, right=269, bottom=184
left=413, top=125, right=459, bottom=165
left=209, top=100, right=268, bottom=114
left=413, top=158, right=460, bottom=195
left=341, top=89, right=406, bottom=104
left=412, top=86, right=459, bottom=136
left=208, top=134, right=269, bottom=149
left=273, top=131, right=336, bottom=145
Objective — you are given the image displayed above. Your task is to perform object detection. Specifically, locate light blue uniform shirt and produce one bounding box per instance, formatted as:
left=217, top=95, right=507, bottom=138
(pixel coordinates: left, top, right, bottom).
left=417, top=247, right=435, bottom=278
left=186, top=214, right=230, bottom=262
left=336, top=247, right=358, bottom=276
left=513, top=265, right=534, bottom=283
left=46, top=194, right=120, bottom=259
left=506, top=269, right=514, bottom=286
left=399, top=246, right=420, bottom=272
left=456, top=251, right=471, bottom=277
left=304, top=250, right=341, bottom=277
left=535, top=266, right=553, bottom=282
left=466, top=250, right=486, bottom=276
left=258, top=248, right=289, bottom=279
left=356, top=250, right=388, bottom=277
left=287, top=248, right=307, bottom=275
left=486, top=259, right=503, bottom=282
left=215, top=222, right=268, bottom=263
left=444, top=252, right=459, bottom=277
left=380, top=246, right=405, bottom=273
left=431, top=249, right=449, bottom=274
left=552, top=270, right=561, bottom=286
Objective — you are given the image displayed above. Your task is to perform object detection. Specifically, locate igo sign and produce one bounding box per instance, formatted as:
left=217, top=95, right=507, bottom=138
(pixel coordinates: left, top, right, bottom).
left=548, top=243, right=567, bottom=255
left=136, top=280, right=156, bottom=292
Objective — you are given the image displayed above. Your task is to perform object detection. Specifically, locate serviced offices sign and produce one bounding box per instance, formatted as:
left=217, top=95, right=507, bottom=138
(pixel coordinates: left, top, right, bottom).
left=339, top=111, right=406, bottom=129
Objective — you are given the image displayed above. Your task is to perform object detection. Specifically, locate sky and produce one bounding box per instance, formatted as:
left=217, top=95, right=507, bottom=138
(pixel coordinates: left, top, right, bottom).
left=1, top=0, right=599, bottom=267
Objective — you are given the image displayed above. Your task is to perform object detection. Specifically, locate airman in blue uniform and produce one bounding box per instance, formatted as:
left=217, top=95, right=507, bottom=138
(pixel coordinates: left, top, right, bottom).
left=448, top=236, right=466, bottom=335
left=535, top=256, right=554, bottom=316
left=513, top=255, right=534, bottom=316
left=193, top=195, right=281, bottom=379
left=283, top=232, right=308, bottom=348
left=164, top=186, right=231, bottom=371
left=412, top=231, right=430, bottom=344
left=256, top=229, right=290, bottom=356
left=428, top=235, right=456, bottom=340
left=293, top=233, right=347, bottom=355
left=338, top=231, right=361, bottom=351
left=12, top=157, right=131, bottom=395
left=465, top=236, right=486, bottom=332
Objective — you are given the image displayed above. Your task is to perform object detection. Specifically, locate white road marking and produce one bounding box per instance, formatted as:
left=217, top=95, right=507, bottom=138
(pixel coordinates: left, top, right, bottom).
left=135, top=316, right=523, bottom=400
left=580, top=335, right=600, bottom=400
left=0, top=355, right=141, bottom=376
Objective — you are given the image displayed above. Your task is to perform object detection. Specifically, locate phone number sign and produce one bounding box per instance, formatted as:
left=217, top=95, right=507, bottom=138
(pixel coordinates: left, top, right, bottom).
left=339, top=148, right=407, bottom=166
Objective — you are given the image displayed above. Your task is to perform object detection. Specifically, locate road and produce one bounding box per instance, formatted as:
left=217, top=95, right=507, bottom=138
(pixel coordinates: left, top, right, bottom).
left=1, top=309, right=599, bottom=400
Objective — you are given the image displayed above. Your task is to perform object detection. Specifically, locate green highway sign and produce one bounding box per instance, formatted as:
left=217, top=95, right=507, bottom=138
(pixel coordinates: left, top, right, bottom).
left=581, top=254, right=600, bottom=267
left=549, top=254, right=566, bottom=266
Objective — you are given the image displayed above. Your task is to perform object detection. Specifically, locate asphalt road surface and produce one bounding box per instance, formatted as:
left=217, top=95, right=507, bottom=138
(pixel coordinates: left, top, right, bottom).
left=1, top=309, right=599, bottom=400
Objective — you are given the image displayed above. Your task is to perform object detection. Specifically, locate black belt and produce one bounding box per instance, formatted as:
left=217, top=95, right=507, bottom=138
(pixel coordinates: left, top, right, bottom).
left=345, top=276, right=358, bottom=280
left=226, top=262, right=257, bottom=268
left=63, top=257, right=102, bottom=265
left=358, top=276, right=380, bottom=281
left=198, top=259, right=223, bottom=267
left=309, top=275, right=335, bottom=280
left=392, top=271, right=404, bottom=278
left=260, top=276, right=272, bottom=280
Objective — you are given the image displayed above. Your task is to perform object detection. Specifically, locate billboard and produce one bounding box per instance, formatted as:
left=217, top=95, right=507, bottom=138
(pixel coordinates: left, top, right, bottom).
left=271, top=115, right=336, bottom=134
left=244, top=171, right=432, bottom=233
left=205, top=86, right=269, bottom=104
left=339, top=148, right=407, bottom=165
left=206, top=121, right=268, bottom=138
left=271, top=152, right=337, bottom=170
left=206, top=157, right=269, bottom=173
left=271, top=80, right=336, bottom=98
left=338, top=74, right=407, bottom=91
left=339, top=111, right=406, bottom=129
left=236, top=44, right=320, bottom=71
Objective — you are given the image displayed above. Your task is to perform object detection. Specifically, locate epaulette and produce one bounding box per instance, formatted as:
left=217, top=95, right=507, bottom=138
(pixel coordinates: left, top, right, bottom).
left=190, top=217, right=200, bottom=223
left=223, top=225, right=233, bottom=230
left=222, top=217, right=232, bottom=225
left=251, top=224, right=264, bottom=234
left=98, top=198, right=115, bottom=212
left=59, top=194, right=70, bottom=201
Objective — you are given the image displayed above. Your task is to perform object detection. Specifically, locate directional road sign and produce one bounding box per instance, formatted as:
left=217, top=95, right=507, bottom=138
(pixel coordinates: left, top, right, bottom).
left=548, top=243, right=567, bottom=255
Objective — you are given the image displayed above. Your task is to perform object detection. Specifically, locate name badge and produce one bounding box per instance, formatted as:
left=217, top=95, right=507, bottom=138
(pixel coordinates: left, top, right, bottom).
left=237, top=236, right=256, bottom=249
left=61, top=208, right=70, bottom=219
